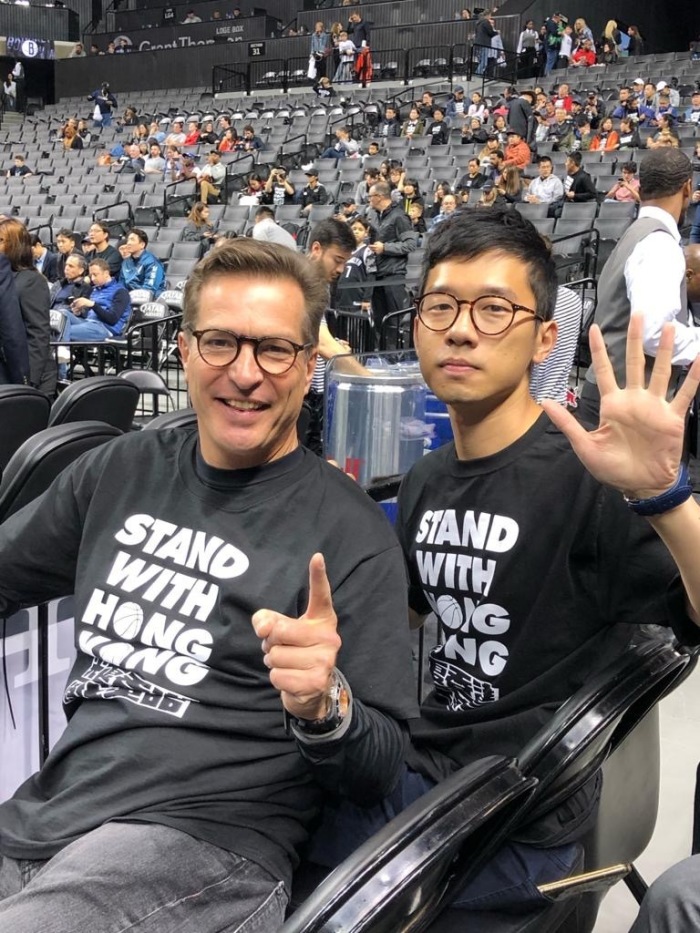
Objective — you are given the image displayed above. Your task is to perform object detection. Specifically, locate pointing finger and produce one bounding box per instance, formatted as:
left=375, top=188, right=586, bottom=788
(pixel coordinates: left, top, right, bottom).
left=304, top=553, right=334, bottom=623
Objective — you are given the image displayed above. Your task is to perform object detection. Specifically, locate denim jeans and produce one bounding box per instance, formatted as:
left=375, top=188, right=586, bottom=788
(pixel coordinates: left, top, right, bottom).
left=0, top=822, right=287, bottom=933
left=308, top=766, right=581, bottom=913
left=63, top=311, right=111, bottom=342
left=545, top=46, right=559, bottom=75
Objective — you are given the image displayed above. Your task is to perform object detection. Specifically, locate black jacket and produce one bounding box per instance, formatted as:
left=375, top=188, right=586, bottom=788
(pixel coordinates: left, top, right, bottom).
left=15, top=268, right=56, bottom=396
left=0, top=254, right=29, bottom=385
left=348, top=18, right=371, bottom=46
left=368, top=202, right=419, bottom=277
left=567, top=168, right=598, bottom=202
left=507, top=97, right=534, bottom=145
left=474, top=16, right=497, bottom=47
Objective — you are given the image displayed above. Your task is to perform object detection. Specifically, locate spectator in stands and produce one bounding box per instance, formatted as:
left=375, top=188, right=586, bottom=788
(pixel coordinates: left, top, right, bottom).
left=656, top=83, right=679, bottom=113
left=76, top=118, right=92, bottom=146
left=418, top=90, right=434, bottom=121
left=119, top=228, right=166, bottom=296
left=165, top=119, right=187, bottom=147
left=314, top=76, right=335, bottom=99
left=429, top=193, right=458, bottom=230
left=0, top=252, right=29, bottom=385
left=115, top=142, right=145, bottom=178
left=262, top=166, right=295, bottom=206
left=503, top=128, right=531, bottom=169
left=199, top=120, right=218, bottom=145
left=183, top=202, right=218, bottom=248
left=427, top=107, right=449, bottom=146
left=347, top=11, right=370, bottom=47
left=83, top=221, right=122, bottom=278
left=491, top=113, right=508, bottom=146
left=574, top=115, right=594, bottom=151
left=563, top=151, right=597, bottom=203
left=184, top=121, right=201, bottom=147
left=617, top=117, right=641, bottom=151
left=605, top=161, right=641, bottom=204
left=320, top=125, right=359, bottom=160
left=60, top=258, right=131, bottom=343
left=49, top=253, right=92, bottom=310
left=395, top=177, right=422, bottom=213
left=336, top=215, right=375, bottom=314
left=376, top=105, right=401, bottom=138
left=6, top=154, right=32, bottom=179
left=408, top=201, right=427, bottom=237
left=334, top=30, right=356, bottom=84
left=236, top=125, right=262, bottom=152
left=475, top=10, right=499, bottom=76
left=548, top=107, right=576, bottom=152
left=336, top=199, right=361, bottom=225
left=163, top=146, right=182, bottom=181
left=524, top=156, right=564, bottom=206
left=626, top=25, right=645, bottom=56
left=477, top=179, right=505, bottom=208
left=217, top=127, right=238, bottom=153
left=529, top=280, right=582, bottom=405
left=692, top=141, right=700, bottom=173
left=198, top=150, right=226, bottom=205
left=685, top=91, right=700, bottom=126
left=55, top=229, right=83, bottom=281
left=241, top=172, right=264, bottom=205
left=119, top=107, right=138, bottom=129
left=310, top=21, right=332, bottom=81
left=355, top=166, right=379, bottom=206
left=579, top=149, right=694, bottom=421
left=646, top=115, right=680, bottom=149
left=88, top=82, right=117, bottom=128
left=0, top=218, right=55, bottom=395
left=177, top=154, right=199, bottom=183
left=143, top=142, right=166, bottom=175
left=460, top=117, right=489, bottom=145
left=366, top=181, right=418, bottom=335
left=298, top=167, right=329, bottom=217
left=148, top=120, right=166, bottom=145
left=181, top=9, right=202, bottom=23
left=62, top=123, right=83, bottom=151
left=69, top=41, right=86, bottom=58
left=457, top=157, right=487, bottom=191
left=445, top=85, right=467, bottom=124
left=501, top=165, right=525, bottom=204
left=516, top=19, right=539, bottom=76
left=486, top=149, right=506, bottom=184
left=610, top=87, right=635, bottom=121
left=590, top=116, right=620, bottom=151
left=467, top=90, right=489, bottom=122
left=252, top=206, right=298, bottom=251
left=571, top=37, right=596, bottom=67
left=400, top=107, right=424, bottom=138
left=2, top=74, right=16, bottom=112
left=30, top=234, right=59, bottom=282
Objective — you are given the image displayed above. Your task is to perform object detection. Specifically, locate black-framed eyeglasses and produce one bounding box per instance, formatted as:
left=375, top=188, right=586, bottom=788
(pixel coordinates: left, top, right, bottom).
left=186, top=328, right=313, bottom=375
left=415, top=292, right=543, bottom=336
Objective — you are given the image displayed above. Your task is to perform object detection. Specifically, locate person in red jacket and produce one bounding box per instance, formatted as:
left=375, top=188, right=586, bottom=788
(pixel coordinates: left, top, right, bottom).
left=503, top=128, right=532, bottom=169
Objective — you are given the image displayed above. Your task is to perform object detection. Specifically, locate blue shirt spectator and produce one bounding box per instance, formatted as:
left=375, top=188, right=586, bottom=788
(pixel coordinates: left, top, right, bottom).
left=119, top=229, right=166, bottom=296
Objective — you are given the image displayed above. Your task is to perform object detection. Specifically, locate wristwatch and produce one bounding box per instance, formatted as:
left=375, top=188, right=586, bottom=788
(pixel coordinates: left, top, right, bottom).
left=624, top=463, right=693, bottom=516
left=287, top=669, right=350, bottom=737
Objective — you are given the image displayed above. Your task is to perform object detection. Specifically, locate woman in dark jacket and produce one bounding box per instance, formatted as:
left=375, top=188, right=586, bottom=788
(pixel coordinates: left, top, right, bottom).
left=182, top=202, right=217, bottom=250
left=0, top=218, right=55, bottom=396
left=0, top=252, right=29, bottom=385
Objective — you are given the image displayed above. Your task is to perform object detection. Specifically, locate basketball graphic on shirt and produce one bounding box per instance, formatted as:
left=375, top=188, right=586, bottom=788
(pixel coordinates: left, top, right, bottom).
left=112, top=602, right=144, bottom=640
left=436, top=594, right=463, bottom=630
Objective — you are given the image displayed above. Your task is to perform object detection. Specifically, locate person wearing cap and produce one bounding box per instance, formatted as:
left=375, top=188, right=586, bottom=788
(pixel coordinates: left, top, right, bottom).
left=578, top=148, right=697, bottom=423
left=445, top=86, right=467, bottom=124
left=656, top=90, right=679, bottom=122
left=503, top=128, right=531, bottom=170
left=631, top=77, right=646, bottom=102
left=198, top=150, right=226, bottom=205
left=298, top=167, right=329, bottom=217
left=656, top=80, right=680, bottom=110
left=87, top=82, right=117, bottom=128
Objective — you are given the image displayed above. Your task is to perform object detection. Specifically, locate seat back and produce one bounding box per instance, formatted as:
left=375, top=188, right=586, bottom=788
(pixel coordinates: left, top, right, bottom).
left=142, top=407, right=198, bottom=430
left=0, top=386, right=52, bottom=473
left=48, top=376, right=140, bottom=433
left=0, top=421, right=122, bottom=522
left=283, top=756, right=537, bottom=933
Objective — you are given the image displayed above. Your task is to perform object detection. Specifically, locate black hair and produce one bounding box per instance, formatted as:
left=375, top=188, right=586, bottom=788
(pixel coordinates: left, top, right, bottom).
left=621, top=160, right=637, bottom=174
left=640, top=149, right=691, bottom=200
left=129, top=227, right=149, bottom=246
left=255, top=205, right=275, bottom=220
left=308, top=217, right=356, bottom=254
left=567, top=150, right=583, bottom=167
left=419, top=208, right=558, bottom=321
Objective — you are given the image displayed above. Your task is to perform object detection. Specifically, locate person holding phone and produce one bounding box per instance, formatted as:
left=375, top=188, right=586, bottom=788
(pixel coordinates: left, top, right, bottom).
left=605, top=160, right=641, bottom=203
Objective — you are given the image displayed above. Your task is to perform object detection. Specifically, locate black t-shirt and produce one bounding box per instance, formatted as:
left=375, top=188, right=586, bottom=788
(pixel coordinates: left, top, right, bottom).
left=0, top=431, right=417, bottom=887
left=396, top=415, right=698, bottom=784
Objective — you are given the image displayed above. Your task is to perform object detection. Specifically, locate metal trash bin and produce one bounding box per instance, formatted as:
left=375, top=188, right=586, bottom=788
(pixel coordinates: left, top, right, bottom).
left=325, top=356, right=434, bottom=485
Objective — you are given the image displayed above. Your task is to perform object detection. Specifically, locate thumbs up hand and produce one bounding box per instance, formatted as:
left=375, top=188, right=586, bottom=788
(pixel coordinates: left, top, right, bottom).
left=252, top=553, right=342, bottom=721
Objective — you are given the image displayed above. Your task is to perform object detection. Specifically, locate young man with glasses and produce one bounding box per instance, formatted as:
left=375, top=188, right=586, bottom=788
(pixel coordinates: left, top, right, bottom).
left=0, top=240, right=417, bottom=931
left=309, top=209, right=700, bottom=913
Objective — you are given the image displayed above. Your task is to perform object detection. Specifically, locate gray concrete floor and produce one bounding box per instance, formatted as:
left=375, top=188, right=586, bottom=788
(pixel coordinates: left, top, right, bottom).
left=593, top=665, right=700, bottom=931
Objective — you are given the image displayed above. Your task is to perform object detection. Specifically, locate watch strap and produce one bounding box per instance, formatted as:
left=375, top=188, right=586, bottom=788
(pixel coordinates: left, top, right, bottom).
left=624, top=463, right=693, bottom=516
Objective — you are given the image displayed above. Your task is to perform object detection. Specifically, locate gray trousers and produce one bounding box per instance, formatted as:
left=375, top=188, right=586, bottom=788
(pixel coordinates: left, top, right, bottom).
left=629, top=855, right=700, bottom=932
left=0, top=822, right=287, bottom=933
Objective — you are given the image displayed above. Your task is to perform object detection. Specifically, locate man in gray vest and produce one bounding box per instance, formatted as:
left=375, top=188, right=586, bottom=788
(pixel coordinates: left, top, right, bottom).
left=578, top=149, right=695, bottom=423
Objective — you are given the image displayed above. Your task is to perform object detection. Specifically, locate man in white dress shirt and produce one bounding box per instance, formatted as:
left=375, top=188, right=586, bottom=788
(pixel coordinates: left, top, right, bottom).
left=578, top=148, right=696, bottom=422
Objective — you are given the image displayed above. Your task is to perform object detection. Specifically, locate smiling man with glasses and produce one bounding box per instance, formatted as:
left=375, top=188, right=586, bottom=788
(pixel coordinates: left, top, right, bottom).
left=0, top=239, right=417, bottom=932
left=308, top=208, right=700, bottom=916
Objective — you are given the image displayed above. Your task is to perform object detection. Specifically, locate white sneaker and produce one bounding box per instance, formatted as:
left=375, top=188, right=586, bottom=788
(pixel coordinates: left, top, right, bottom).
left=301, top=162, right=314, bottom=171
left=57, top=347, right=70, bottom=363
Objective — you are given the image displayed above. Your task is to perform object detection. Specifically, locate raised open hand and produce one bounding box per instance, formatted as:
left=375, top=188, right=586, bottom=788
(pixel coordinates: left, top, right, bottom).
left=542, top=315, right=700, bottom=499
